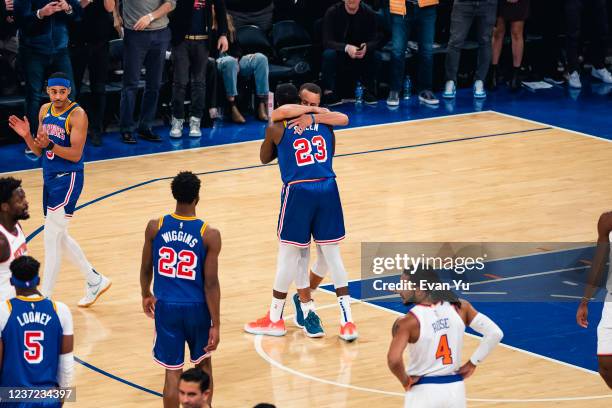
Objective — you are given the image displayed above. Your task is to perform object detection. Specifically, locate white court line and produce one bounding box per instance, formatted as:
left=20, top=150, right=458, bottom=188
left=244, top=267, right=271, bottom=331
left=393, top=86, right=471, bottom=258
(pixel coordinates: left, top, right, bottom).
left=461, top=291, right=507, bottom=295
left=563, top=281, right=579, bottom=286
left=253, top=296, right=612, bottom=402
left=470, top=265, right=588, bottom=286
left=550, top=294, right=594, bottom=300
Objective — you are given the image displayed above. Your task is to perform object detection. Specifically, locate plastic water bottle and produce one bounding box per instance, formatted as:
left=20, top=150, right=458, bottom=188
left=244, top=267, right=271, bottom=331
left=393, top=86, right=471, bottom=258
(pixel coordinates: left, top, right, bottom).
left=355, top=81, right=364, bottom=104
left=403, top=76, right=412, bottom=100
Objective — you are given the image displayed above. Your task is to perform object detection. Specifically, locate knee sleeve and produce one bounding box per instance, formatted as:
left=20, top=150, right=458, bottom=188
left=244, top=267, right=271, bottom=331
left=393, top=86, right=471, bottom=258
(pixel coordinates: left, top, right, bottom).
left=273, top=243, right=301, bottom=293
left=319, top=243, right=348, bottom=289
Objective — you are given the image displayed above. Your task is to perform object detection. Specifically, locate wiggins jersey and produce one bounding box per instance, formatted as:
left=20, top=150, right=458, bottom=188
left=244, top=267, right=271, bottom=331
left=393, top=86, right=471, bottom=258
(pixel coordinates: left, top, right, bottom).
left=153, top=214, right=208, bottom=303
left=276, top=122, right=336, bottom=185
left=41, top=102, right=84, bottom=178
left=406, top=302, right=466, bottom=377
left=0, top=297, right=63, bottom=388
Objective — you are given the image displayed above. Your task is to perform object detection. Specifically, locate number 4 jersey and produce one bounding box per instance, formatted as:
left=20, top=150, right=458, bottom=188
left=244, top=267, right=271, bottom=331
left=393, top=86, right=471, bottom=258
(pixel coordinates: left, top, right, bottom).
left=153, top=214, right=207, bottom=303
left=0, top=295, right=73, bottom=387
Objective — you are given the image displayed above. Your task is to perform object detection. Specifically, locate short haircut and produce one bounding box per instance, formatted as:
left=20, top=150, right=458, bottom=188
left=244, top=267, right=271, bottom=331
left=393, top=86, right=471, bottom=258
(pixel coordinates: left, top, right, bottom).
left=402, top=266, right=461, bottom=307
left=299, top=83, right=322, bottom=96
left=10, top=256, right=40, bottom=282
left=253, top=404, right=276, bottom=408
left=180, top=368, right=210, bottom=392
left=275, top=83, right=300, bottom=106
left=171, top=171, right=201, bottom=204
left=0, top=177, right=22, bottom=205
left=48, top=72, right=70, bottom=81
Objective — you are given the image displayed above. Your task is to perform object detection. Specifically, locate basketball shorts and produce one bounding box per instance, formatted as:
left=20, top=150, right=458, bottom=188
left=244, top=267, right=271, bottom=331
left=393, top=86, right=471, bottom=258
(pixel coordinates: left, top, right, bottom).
left=277, top=178, right=345, bottom=247
left=153, top=301, right=211, bottom=369
left=43, top=171, right=84, bottom=217
left=597, top=298, right=612, bottom=355
left=404, top=376, right=466, bottom=408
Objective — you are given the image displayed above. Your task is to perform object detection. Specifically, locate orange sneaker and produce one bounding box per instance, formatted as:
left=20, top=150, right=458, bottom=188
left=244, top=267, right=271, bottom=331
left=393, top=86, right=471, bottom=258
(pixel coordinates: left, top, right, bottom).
left=244, top=312, right=287, bottom=336
left=339, top=322, right=358, bottom=342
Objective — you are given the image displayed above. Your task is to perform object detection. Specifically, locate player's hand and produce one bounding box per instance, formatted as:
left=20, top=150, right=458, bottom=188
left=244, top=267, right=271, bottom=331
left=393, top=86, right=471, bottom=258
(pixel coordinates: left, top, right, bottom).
left=576, top=301, right=589, bottom=328
left=458, top=361, right=477, bottom=379
left=217, top=35, right=229, bottom=54
left=346, top=44, right=359, bottom=59
left=142, top=295, right=157, bottom=318
left=8, top=115, right=32, bottom=139
left=315, top=107, right=330, bottom=114
left=288, top=114, right=314, bottom=135
left=39, top=1, right=62, bottom=17
left=204, top=325, right=219, bottom=353
left=33, top=128, right=51, bottom=149
left=133, top=14, right=153, bottom=31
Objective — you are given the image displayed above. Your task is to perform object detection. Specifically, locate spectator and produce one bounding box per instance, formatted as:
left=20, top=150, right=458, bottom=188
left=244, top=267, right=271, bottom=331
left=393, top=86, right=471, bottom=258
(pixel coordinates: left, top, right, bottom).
left=226, top=0, right=273, bottom=32
left=178, top=368, right=211, bottom=408
left=442, top=0, right=497, bottom=99
left=216, top=14, right=270, bottom=123
left=490, top=0, right=530, bottom=91
left=532, top=0, right=564, bottom=84
left=565, top=0, right=612, bottom=89
left=387, top=0, right=440, bottom=107
left=116, top=0, right=175, bottom=144
left=321, top=0, right=385, bottom=106
left=13, top=0, right=81, bottom=149
left=168, top=0, right=228, bottom=139
left=0, top=0, right=18, bottom=96
left=69, top=0, right=115, bottom=147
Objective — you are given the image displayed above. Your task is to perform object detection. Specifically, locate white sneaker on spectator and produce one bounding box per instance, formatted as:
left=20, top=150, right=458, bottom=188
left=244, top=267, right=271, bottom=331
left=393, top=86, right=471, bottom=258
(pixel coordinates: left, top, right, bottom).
left=188, top=117, right=202, bottom=138
left=473, top=80, right=486, bottom=99
left=591, top=67, right=612, bottom=84
left=568, top=71, right=582, bottom=89
left=442, top=81, right=456, bottom=99
left=386, top=91, right=400, bottom=106
left=418, top=90, right=439, bottom=105
left=169, top=117, right=184, bottom=138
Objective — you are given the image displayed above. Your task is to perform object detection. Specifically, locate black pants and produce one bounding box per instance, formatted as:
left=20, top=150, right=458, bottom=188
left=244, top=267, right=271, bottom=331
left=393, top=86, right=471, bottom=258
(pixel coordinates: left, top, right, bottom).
left=321, top=48, right=377, bottom=93
left=71, top=40, right=110, bottom=135
left=565, top=0, right=609, bottom=72
left=171, top=39, right=209, bottom=119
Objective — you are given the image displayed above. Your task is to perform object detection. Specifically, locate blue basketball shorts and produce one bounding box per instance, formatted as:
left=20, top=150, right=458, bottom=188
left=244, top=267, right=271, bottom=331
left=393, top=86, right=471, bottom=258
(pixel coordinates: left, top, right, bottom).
left=277, top=178, right=345, bottom=247
left=42, top=171, right=84, bottom=217
left=153, top=301, right=211, bottom=369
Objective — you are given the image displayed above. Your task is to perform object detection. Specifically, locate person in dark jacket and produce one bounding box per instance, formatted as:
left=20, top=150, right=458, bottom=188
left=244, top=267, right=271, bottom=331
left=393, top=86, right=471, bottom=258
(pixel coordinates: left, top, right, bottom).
left=13, top=0, right=81, bottom=147
left=0, top=0, right=18, bottom=96
left=321, top=0, right=385, bottom=106
left=168, top=0, right=228, bottom=139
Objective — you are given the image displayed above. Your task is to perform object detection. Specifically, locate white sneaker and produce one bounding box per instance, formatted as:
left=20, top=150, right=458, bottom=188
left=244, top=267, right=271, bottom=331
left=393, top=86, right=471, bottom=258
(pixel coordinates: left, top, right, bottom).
left=78, top=274, right=111, bottom=308
left=188, top=116, right=202, bottom=137
left=568, top=71, right=582, bottom=89
left=169, top=117, right=184, bottom=138
left=473, top=80, right=486, bottom=98
left=442, top=80, right=456, bottom=99
left=591, top=67, right=612, bottom=84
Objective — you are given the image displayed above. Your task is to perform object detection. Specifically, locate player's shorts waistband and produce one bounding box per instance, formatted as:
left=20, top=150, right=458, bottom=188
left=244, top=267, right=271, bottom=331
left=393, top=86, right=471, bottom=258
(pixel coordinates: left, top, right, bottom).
left=285, top=177, right=330, bottom=186
left=413, top=374, right=463, bottom=386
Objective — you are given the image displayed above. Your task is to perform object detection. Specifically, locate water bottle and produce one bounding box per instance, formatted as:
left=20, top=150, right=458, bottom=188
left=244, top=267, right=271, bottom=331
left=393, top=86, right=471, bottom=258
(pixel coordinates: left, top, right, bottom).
left=355, top=81, right=364, bottom=104
left=403, top=75, right=412, bottom=100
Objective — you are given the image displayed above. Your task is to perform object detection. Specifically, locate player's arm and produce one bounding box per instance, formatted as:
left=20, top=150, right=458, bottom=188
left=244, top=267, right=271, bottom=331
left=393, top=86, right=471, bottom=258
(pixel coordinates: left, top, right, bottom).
left=387, top=315, right=416, bottom=391
left=260, top=124, right=282, bottom=164
left=7, top=105, right=47, bottom=157
left=140, top=219, right=159, bottom=318
left=36, top=107, right=87, bottom=163
left=270, top=104, right=328, bottom=123
left=577, top=212, right=612, bottom=327
left=57, top=302, right=74, bottom=389
left=0, top=233, right=9, bottom=263
left=312, top=112, right=348, bottom=127
left=458, top=299, right=504, bottom=379
left=203, top=226, right=222, bottom=353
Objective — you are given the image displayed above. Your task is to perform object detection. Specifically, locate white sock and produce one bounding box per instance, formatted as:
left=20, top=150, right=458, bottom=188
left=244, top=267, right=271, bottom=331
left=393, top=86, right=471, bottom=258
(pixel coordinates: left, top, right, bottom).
left=63, top=233, right=100, bottom=285
left=338, top=295, right=353, bottom=325
left=270, top=298, right=285, bottom=322
left=41, top=210, right=68, bottom=296
left=300, top=300, right=315, bottom=317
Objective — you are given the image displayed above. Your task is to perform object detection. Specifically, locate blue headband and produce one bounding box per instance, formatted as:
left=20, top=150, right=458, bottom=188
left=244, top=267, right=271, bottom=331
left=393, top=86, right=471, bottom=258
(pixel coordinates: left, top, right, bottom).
left=10, top=276, right=40, bottom=289
left=47, top=78, right=71, bottom=88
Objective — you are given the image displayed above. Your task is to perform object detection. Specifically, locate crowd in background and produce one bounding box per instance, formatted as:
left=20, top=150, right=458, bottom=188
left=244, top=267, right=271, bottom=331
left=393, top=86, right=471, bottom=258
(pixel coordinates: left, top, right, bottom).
left=0, top=0, right=611, bottom=147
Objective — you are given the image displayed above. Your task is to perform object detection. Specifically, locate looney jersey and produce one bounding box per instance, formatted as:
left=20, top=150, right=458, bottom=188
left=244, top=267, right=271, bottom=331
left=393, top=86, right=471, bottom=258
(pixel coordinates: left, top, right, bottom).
left=276, top=122, right=336, bottom=184
left=0, top=296, right=72, bottom=388
left=0, top=223, right=27, bottom=279
left=41, top=102, right=84, bottom=178
left=153, top=215, right=208, bottom=303
left=407, top=302, right=465, bottom=377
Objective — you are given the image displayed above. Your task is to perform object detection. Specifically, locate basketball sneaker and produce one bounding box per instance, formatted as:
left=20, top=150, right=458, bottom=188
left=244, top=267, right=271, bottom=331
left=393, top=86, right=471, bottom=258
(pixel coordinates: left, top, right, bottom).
left=303, top=311, right=324, bottom=338
left=292, top=293, right=305, bottom=328
left=78, top=273, right=111, bottom=308
left=339, top=322, right=359, bottom=342
left=244, top=312, right=287, bottom=336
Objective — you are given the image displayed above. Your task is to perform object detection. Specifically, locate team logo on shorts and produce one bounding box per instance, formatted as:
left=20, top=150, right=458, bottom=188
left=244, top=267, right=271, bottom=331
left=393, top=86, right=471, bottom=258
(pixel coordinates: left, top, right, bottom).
left=46, top=150, right=55, bottom=160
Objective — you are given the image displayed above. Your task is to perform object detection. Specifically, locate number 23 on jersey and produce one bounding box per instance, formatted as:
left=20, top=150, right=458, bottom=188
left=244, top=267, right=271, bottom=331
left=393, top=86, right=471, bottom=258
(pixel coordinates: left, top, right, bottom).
left=293, top=136, right=328, bottom=166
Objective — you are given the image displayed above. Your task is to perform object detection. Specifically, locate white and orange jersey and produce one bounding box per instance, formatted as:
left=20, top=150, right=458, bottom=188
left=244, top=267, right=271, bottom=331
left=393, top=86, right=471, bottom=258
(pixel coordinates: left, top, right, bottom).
left=406, top=301, right=466, bottom=377
left=607, top=231, right=612, bottom=295
left=0, top=223, right=27, bottom=277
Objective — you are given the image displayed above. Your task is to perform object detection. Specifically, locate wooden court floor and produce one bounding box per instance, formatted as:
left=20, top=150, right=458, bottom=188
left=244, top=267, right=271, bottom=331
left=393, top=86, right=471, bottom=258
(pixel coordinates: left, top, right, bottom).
left=7, top=111, right=612, bottom=407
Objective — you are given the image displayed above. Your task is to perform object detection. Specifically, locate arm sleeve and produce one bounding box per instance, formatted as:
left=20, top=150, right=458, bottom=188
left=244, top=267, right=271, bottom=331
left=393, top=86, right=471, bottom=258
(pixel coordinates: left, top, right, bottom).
left=57, top=352, right=74, bottom=387
left=468, top=312, right=504, bottom=365
left=56, top=302, right=74, bottom=336
left=0, top=301, right=11, bottom=336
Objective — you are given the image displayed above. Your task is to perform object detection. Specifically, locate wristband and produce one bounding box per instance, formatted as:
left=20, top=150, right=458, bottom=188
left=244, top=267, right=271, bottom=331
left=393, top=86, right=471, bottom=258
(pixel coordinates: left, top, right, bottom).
left=46, top=141, right=55, bottom=151
left=36, top=9, right=43, bottom=19
left=310, top=113, right=316, bottom=126
left=580, top=296, right=590, bottom=303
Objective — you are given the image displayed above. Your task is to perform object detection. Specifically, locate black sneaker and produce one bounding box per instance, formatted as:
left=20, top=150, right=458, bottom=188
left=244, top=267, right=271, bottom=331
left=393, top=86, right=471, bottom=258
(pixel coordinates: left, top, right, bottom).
left=121, top=132, right=136, bottom=144
left=323, top=92, right=342, bottom=107
left=418, top=90, right=440, bottom=105
left=363, top=89, right=377, bottom=105
left=137, top=128, right=162, bottom=142
left=90, top=133, right=102, bottom=147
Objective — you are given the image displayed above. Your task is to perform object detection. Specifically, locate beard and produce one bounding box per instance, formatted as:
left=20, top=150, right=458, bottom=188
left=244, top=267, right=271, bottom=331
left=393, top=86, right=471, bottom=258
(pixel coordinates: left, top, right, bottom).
left=15, top=211, right=30, bottom=221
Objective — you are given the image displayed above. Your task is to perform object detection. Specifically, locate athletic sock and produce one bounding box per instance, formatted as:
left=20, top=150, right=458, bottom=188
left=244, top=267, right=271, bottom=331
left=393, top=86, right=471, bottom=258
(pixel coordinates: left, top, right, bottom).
left=270, top=298, right=285, bottom=322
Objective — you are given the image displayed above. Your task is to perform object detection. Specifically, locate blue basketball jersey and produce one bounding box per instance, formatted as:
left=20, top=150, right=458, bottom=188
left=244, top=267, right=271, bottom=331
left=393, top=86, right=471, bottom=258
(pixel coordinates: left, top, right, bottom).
left=0, top=297, right=63, bottom=388
left=277, top=122, right=336, bottom=184
left=153, top=215, right=208, bottom=303
left=41, top=102, right=84, bottom=178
